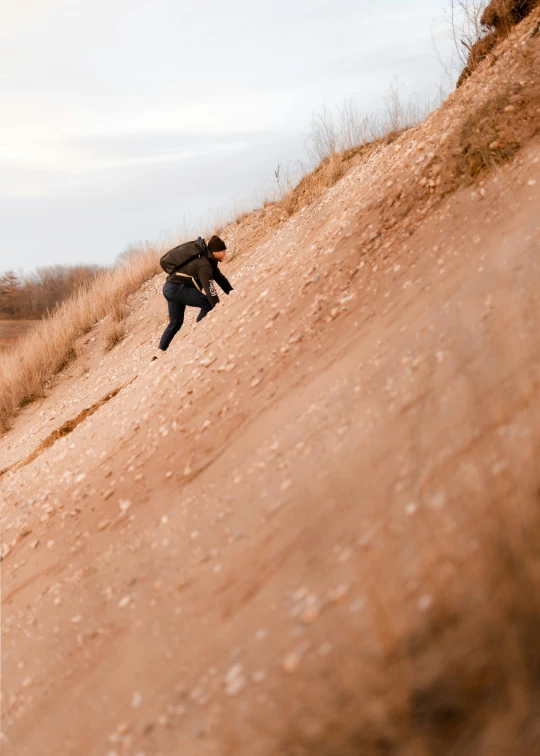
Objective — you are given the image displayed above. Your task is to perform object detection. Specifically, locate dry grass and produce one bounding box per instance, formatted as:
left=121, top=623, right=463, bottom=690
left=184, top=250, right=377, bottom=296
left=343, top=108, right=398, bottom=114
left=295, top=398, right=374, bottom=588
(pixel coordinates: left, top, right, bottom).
left=444, top=71, right=540, bottom=186
left=482, top=0, right=540, bottom=28
left=456, top=0, right=540, bottom=85
left=104, top=320, right=127, bottom=352
left=268, top=83, right=435, bottom=220
left=274, top=147, right=370, bottom=218
left=456, top=93, right=521, bottom=176
left=111, top=299, right=130, bottom=323
left=0, top=248, right=161, bottom=432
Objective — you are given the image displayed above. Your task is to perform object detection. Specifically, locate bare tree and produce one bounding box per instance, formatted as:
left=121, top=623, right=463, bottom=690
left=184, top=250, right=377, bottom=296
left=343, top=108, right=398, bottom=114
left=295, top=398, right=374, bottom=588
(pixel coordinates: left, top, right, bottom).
left=0, top=272, right=22, bottom=316
left=0, top=265, right=102, bottom=319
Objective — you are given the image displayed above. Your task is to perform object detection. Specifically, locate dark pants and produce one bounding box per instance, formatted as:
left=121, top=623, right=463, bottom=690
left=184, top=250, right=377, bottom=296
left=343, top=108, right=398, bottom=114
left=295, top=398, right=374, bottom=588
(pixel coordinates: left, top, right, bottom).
left=158, top=281, right=212, bottom=351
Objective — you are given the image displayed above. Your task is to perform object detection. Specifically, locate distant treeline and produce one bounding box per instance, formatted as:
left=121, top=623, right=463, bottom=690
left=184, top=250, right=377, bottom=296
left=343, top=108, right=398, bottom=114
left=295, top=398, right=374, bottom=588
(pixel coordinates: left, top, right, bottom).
left=0, top=265, right=103, bottom=319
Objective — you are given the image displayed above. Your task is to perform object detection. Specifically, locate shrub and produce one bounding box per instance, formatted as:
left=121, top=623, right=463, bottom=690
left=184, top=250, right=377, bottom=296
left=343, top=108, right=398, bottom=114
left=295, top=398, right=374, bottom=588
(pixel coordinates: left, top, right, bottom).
left=457, top=0, right=540, bottom=85
left=104, top=321, right=126, bottom=352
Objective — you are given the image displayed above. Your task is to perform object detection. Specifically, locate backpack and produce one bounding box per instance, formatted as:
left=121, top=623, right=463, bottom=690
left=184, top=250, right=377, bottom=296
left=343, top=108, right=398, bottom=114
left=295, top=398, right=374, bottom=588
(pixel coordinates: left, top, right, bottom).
left=159, top=237, right=207, bottom=275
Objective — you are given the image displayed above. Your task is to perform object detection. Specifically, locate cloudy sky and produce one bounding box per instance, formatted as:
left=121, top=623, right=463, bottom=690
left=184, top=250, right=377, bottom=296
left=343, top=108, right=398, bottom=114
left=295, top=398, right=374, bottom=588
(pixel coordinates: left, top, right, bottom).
left=0, top=0, right=455, bottom=272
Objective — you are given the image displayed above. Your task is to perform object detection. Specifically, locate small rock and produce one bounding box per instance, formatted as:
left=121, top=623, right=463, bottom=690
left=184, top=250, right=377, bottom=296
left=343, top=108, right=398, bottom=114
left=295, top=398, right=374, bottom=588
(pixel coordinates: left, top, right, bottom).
left=282, top=652, right=300, bottom=674
left=318, top=642, right=333, bottom=656
left=300, top=604, right=320, bottom=625
left=429, top=491, right=446, bottom=510
left=30, top=539, right=39, bottom=549
left=71, top=614, right=82, bottom=624
left=338, top=547, right=352, bottom=563
left=98, top=519, right=111, bottom=531
left=328, top=584, right=350, bottom=603
left=280, top=480, right=292, bottom=492
left=103, top=488, right=115, bottom=500
left=224, top=663, right=246, bottom=696
left=47, top=540, right=55, bottom=550
left=350, top=598, right=366, bottom=612
left=132, top=692, right=142, bottom=708
left=418, top=594, right=433, bottom=611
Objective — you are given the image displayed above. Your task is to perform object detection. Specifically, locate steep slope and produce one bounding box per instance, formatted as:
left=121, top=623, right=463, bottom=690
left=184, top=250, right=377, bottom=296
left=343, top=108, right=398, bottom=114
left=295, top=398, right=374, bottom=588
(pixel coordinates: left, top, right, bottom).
left=1, top=11, right=540, bottom=755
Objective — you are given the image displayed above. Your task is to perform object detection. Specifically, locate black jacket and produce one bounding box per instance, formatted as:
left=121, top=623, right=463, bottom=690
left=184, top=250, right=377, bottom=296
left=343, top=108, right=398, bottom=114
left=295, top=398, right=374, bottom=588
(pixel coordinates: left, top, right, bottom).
left=167, top=254, right=232, bottom=307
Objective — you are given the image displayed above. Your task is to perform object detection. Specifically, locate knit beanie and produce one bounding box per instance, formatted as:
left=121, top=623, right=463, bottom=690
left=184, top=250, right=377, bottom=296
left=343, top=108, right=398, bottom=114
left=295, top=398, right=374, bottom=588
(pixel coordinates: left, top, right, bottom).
left=207, top=235, right=227, bottom=253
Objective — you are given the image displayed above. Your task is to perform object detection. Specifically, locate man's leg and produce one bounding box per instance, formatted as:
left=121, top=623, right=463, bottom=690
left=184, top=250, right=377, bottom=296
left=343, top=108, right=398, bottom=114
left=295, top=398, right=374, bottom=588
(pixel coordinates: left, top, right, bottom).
left=175, top=286, right=213, bottom=321
left=196, top=302, right=212, bottom=322
left=158, top=298, right=185, bottom=351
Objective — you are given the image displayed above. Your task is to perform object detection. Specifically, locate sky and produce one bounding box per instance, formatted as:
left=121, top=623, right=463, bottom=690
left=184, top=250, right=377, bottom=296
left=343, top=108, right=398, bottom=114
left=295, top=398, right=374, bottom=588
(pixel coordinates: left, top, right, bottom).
left=0, top=0, right=456, bottom=273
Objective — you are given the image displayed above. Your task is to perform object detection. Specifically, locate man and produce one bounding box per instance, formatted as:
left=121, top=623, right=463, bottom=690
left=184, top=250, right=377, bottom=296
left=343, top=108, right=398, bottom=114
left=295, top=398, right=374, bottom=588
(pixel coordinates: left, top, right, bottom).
left=152, top=235, right=232, bottom=360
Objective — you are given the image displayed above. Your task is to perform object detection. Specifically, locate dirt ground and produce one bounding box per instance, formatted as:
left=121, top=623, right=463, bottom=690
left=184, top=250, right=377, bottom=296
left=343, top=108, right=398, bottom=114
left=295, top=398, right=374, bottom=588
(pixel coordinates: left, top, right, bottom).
left=1, top=12, right=540, bottom=755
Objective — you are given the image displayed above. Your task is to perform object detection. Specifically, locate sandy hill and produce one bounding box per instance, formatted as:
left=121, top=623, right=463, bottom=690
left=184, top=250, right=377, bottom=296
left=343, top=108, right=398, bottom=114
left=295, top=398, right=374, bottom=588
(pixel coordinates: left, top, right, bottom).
left=1, top=9, right=540, bottom=755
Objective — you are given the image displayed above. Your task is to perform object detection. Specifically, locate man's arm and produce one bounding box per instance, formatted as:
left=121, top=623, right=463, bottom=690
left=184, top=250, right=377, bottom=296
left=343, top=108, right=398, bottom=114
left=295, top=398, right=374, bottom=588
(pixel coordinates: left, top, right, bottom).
left=198, top=261, right=220, bottom=307
left=213, top=266, right=233, bottom=294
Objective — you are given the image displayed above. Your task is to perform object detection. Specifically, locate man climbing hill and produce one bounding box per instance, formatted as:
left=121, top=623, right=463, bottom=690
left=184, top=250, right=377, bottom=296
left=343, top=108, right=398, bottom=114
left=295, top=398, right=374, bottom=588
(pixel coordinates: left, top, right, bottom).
left=153, top=235, right=232, bottom=360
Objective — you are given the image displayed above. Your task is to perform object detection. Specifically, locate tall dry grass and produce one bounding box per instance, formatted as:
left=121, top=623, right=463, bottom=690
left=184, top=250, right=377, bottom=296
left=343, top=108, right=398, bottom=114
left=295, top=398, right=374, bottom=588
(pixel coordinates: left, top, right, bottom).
left=307, top=82, right=431, bottom=165
left=450, top=0, right=540, bottom=85
left=0, top=247, right=161, bottom=432
left=269, top=82, right=437, bottom=219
